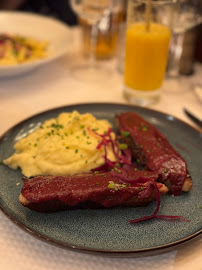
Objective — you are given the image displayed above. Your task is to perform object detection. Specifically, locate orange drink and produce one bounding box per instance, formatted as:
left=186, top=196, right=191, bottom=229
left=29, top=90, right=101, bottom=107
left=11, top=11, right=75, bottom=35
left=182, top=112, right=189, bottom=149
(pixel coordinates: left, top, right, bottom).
left=123, top=0, right=173, bottom=106
left=124, top=22, right=171, bottom=90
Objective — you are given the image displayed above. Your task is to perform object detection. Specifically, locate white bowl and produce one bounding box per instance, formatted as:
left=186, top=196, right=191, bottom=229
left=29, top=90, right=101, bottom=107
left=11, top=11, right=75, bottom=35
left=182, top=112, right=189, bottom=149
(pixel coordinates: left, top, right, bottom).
left=0, top=11, right=73, bottom=77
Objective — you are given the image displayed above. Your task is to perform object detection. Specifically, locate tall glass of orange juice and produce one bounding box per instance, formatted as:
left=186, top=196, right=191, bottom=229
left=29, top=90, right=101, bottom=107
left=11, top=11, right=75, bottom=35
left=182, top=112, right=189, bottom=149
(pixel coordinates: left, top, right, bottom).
left=123, top=0, right=173, bottom=106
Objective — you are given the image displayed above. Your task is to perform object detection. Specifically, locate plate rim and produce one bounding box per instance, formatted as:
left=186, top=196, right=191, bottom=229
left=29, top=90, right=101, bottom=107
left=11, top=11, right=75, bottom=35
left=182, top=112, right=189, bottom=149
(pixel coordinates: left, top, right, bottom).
left=0, top=102, right=202, bottom=256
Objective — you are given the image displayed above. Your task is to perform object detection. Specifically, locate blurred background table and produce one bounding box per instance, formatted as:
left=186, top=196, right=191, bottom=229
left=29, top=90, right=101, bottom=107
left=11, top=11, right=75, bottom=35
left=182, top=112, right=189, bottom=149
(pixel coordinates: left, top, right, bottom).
left=0, top=27, right=202, bottom=270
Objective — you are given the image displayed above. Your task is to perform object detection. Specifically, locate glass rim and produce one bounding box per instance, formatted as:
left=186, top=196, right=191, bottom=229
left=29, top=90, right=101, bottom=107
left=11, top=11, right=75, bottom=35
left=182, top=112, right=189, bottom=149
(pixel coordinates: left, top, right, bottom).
left=134, top=0, right=174, bottom=4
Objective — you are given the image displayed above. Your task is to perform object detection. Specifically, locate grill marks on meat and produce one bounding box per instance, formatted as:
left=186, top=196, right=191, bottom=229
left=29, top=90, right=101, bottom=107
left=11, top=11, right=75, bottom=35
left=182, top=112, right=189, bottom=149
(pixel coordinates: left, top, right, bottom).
left=19, top=173, right=168, bottom=212
left=116, top=112, right=192, bottom=195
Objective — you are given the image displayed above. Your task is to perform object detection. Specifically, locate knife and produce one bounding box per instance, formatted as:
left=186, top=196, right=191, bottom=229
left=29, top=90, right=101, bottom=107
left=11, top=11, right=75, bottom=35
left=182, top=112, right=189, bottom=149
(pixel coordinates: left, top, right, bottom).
left=183, top=108, right=202, bottom=129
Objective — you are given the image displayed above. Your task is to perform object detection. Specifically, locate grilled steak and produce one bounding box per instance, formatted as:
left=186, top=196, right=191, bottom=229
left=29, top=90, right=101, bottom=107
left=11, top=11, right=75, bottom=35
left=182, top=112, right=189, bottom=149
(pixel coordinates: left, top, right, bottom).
left=116, top=112, right=192, bottom=195
left=19, top=172, right=168, bottom=212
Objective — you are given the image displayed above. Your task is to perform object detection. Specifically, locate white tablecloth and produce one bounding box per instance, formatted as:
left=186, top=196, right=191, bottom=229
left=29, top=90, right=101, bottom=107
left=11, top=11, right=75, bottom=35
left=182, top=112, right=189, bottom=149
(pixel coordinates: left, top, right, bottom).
left=0, top=27, right=202, bottom=270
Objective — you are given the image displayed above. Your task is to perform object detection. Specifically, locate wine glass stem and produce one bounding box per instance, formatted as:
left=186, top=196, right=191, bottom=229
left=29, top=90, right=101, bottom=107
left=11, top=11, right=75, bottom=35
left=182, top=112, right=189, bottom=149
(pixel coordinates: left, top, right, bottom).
left=167, top=32, right=184, bottom=77
left=89, top=22, right=99, bottom=67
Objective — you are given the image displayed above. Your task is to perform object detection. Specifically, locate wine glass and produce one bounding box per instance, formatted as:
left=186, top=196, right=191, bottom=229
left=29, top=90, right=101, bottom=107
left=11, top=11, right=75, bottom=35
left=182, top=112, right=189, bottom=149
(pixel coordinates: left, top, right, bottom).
left=70, top=0, right=122, bottom=82
left=166, top=0, right=202, bottom=77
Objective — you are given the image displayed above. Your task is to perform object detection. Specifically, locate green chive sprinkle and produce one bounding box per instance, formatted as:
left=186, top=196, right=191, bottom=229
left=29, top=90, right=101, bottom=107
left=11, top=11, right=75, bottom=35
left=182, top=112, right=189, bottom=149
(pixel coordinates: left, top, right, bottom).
left=118, top=143, right=128, bottom=150
left=122, top=131, right=130, bottom=138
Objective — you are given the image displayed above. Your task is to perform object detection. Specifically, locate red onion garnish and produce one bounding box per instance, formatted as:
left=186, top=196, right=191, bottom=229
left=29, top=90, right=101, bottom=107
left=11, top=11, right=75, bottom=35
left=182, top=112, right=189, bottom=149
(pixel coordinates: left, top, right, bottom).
left=91, top=127, right=189, bottom=224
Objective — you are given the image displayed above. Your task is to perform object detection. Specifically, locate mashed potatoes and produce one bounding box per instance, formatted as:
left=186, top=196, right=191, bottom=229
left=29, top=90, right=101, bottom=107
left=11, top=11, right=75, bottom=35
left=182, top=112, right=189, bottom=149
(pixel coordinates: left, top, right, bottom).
left=3, top=111, right=119, bottom=178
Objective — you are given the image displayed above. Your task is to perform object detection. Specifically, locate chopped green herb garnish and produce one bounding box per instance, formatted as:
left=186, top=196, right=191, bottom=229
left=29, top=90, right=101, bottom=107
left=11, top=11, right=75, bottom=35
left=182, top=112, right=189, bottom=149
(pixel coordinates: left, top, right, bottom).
left=139, top=187, right=144, bottom=191
left=93, top=171, right=99, bottom=175
left=80, top=125, right=85, bottom=129
left=92, top=128, right=99, bottom=132
left=108, top=181, right=114, bottom=188
left=114, top=167, right=122, bottom=173
left=121, top=131, right=130, bottom=138
left=118, top=143, right=128, bottom=150
left=51, top=123, right=64, bottom=129
left=108, top=181, right=124, bottom=190
left=142, top=127, right=148, bottom=131
left=75, top=149, right=78, bottom=153
left=66, top=146, right=69, bottom=149
left=115, top=163, right=121, bottom=167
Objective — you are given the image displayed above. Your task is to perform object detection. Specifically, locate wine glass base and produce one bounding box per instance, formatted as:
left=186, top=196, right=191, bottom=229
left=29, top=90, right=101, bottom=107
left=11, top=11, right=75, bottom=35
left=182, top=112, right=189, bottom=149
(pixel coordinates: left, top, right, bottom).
left=70, top=63, right=111, bottom=83
left=123, top=86, right=161, bottom=107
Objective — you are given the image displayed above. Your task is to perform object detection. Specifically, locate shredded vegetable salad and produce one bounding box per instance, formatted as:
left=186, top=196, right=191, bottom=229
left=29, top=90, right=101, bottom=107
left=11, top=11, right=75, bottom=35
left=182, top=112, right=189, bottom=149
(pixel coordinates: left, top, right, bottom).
left=0, top=33, right=49, bottom=65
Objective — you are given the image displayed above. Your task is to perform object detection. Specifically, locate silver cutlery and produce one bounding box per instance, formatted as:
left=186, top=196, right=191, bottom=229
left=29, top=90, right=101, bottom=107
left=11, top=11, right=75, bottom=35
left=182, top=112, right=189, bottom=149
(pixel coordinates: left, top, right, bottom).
left=183, top=108, right=202, bottom=129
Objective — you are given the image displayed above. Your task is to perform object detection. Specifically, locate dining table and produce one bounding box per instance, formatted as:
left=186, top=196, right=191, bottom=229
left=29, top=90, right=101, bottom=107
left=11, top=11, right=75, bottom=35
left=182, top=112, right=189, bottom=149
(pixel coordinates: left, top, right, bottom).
left=0, top=26, right=202, bottom=270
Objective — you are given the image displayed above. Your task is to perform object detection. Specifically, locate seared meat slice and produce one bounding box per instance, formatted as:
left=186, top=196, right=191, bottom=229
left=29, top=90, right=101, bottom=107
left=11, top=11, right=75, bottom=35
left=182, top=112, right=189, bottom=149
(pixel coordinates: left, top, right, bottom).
left=116, top=112, right=192, bottom=195
left=19, top=172, right=168, bottom=212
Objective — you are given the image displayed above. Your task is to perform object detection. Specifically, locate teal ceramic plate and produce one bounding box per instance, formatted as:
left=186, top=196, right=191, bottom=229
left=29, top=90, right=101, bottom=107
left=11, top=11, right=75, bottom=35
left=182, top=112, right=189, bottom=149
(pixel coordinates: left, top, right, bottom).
left=0, top=103, right=202, bottom=256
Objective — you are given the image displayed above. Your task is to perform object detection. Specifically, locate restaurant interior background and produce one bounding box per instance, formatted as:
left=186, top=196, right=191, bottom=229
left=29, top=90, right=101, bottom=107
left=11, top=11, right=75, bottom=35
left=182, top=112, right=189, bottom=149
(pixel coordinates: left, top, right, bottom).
left=0, top=0, right=201, bottom=66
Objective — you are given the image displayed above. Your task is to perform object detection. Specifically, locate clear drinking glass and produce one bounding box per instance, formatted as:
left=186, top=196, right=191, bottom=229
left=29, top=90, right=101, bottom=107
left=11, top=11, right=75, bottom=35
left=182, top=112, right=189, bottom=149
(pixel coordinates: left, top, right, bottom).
left=123, top=0, right=173, bottom=106
left=167, top=0, right=202, bottom=77
left=70, top=0, right=123, bottom=82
